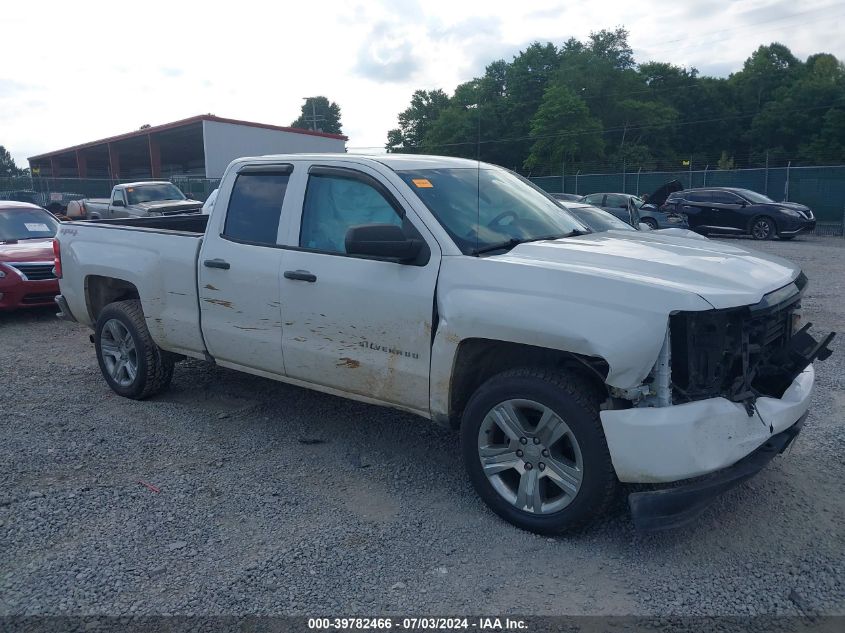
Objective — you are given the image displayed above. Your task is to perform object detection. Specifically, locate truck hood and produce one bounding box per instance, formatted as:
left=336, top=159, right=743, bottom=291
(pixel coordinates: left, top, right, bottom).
left=0, top=238, right=54, bottom=263
left=499, top=230, right=800, bottom=309
left=133, top=200, right=202, bottom=214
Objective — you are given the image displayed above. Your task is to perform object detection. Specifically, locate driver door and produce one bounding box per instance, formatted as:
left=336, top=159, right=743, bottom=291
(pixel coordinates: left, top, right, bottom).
left=278, top=163, right=441, bottom=413
left=110, top=189, right=128, bottom=218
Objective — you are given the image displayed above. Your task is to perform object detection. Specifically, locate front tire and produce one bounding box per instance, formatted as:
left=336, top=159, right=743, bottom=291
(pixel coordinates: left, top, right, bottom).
left=750, top=216, right=776, bottom=240
left=641, top=217, right=658, bottom=231
left=460, top=368, right=617, bottom=534
left=95, top=300, right=174, bottom=399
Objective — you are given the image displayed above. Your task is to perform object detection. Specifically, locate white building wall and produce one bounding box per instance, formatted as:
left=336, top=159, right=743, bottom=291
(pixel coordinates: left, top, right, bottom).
left=202, top=120, right=346, bottom=178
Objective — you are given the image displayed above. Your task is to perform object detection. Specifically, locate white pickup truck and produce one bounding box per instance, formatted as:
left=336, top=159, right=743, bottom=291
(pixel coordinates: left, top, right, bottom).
left=53, top=154, right=834, bottom=533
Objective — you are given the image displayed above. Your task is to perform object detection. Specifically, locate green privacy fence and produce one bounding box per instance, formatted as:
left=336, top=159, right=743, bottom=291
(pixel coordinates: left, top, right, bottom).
left=0, top=176, right=221, bottom=202
left=529, top=165, right=845, bottom=227
left=2, top=166, right=843, bottom=231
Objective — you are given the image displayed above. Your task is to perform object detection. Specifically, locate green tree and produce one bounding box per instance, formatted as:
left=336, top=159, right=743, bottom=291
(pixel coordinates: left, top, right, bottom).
left=291, top=97, right=343, bottom=134
left=588, top=27, right=635, bottom=70
left=386, top=89, right=450, bottom=151
left=749, top=52, right=845, bottom=161
left=387, top=32, right=845, bottom=171
left=0, top=146, right=23, bottom=177
left=524, top=83, right=604, bottom=172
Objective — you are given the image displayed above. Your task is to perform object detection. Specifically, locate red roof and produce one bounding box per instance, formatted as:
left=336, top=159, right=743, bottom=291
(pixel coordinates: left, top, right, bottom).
left=29, top=114, right=348, bottom=160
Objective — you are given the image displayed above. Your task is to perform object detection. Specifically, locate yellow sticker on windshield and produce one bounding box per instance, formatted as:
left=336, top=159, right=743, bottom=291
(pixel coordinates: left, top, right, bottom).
left=412, top=178, right=433, bottom=188
left=127, top=188, right=134, bottom=192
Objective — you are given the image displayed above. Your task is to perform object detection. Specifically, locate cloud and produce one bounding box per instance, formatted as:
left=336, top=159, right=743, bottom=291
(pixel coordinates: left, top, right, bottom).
left=160, top=67, right=183, bottom=78
left=427, top=16, right=501, bottom=41
left=526, top=4, right=568, bottom=20
left=0, top=78, right=31, bottom=98
left=354, top=21, right=421, bottom=83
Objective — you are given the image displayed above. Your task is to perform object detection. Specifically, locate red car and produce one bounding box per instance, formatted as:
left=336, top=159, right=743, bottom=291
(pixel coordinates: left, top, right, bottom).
left=0, top=202, right=61, bottom=311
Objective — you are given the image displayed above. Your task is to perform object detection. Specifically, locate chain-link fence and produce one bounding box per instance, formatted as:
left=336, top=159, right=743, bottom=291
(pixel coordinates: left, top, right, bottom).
left=0, top=175, right=220, bottom=202
left=529, top=164, right=845, bottom=235
left=2, top=166, right=843, bottom=235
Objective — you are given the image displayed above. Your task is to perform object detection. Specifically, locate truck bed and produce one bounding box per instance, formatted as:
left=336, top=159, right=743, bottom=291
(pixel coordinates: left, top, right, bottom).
left=58, top=215, right=208, bottom=358
left=82, top=214, right=209, bottom=234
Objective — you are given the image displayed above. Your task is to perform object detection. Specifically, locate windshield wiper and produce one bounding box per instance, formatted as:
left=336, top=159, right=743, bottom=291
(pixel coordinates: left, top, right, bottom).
left=471, top=231, right=587, bottom=256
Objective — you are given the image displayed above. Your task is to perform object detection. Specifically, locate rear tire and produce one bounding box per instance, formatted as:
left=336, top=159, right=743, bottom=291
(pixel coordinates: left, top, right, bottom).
left=460, top=367, right=617, bottom=534
left=95, top=300, right=174, bottom=399
left=750, top=216, right=776, bottom=240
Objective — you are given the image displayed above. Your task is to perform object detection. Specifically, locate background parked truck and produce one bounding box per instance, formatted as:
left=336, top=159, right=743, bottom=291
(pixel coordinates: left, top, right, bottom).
left=65, top=182, right=202, bottom=219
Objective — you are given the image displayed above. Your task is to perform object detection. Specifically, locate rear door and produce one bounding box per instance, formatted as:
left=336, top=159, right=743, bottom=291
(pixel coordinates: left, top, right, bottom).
left=277, top=162, right=441, bottom=413
left=709, top=190, right=747, bottom=231
left=603, top=194, right=633, bottom=224
left=196, top=164, right=294, bottom=376
left=679, top=190, right=711, bottom=230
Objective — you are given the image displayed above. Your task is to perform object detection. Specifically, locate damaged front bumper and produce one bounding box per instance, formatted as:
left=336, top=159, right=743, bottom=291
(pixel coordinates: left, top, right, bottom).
left=600, top=365, right=815, bottom=484
left=628, top=412, right=806, bottom=531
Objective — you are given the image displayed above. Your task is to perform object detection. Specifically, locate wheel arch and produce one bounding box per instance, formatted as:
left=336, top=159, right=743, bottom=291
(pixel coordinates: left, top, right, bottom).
left=85, top=275, right=141, bottom=322
left=446, top=338, right=610, bottom=429
left=748, top=213, right=777, bottom=236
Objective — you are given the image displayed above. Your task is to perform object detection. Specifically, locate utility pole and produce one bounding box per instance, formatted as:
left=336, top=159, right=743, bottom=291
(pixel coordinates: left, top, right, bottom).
left=302, top=97, right=325, bottom=132
left=764, top=151, right=770, bottom=195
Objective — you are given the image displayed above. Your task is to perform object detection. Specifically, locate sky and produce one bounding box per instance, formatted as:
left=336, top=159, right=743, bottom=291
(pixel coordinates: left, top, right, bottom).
left=2, top=0, right=844, bottom=166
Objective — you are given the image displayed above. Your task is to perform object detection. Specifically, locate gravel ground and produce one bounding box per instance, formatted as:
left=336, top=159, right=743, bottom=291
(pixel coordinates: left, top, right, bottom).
left=0, top=235, right=843, bottom=617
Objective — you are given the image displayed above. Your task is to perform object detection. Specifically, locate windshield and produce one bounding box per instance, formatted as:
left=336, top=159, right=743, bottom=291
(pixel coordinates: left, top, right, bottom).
left=397, top=168, right=585, bottom=254
left=734, top=189, right=774, bottom=204
left=0, top=207, right=59, bottom=242
left=565, top=205, right=635, bottom=232
left=125, top=183, right=186, bottom=205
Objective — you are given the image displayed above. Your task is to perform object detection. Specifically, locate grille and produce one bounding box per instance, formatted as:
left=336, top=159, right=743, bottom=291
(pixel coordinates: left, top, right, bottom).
left=21, top=292, right=57, bottom=304
left=8, top=262, right=56, bottom=281
left=670, top=279, right=803, bottom=403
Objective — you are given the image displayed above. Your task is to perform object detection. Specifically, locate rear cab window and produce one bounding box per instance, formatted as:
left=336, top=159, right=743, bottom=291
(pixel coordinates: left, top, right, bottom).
left=223, top=166, right=292, bottom=245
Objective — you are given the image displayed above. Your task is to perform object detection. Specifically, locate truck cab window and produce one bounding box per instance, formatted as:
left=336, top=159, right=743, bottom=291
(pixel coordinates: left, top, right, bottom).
left=223, top=172, right=290, bottom=245
left=300, top=174, right=402, bottom=254
left=112, top=190, right=124, bottom=205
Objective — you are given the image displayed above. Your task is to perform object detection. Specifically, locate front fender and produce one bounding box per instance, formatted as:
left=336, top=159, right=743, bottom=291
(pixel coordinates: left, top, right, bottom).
left=429, top=256, right=713, bottom=419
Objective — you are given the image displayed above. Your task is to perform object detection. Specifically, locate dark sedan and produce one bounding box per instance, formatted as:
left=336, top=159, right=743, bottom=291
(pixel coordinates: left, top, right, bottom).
left=663, top=187, right=816, bottom=240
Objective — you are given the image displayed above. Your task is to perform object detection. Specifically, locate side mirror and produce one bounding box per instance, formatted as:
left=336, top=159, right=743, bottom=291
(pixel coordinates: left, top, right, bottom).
left=345, top=224, right=422, bottom=262
left=638, top=222, right=653, bottom=231
left=112, top=199, right=125, bottom=207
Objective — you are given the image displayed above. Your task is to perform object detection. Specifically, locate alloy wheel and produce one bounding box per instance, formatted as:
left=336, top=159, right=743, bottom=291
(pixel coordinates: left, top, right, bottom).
left=752, top=218, right=772, bottom=239
left=477, top=399, right=583, bottom=514
left=99, top=319, right=139, bottom=387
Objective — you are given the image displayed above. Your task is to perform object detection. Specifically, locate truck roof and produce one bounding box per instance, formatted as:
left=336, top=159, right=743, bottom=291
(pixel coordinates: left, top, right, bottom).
left=233, top=153, right=489, bottom=172
left=113, top=181, right=176, bottom=189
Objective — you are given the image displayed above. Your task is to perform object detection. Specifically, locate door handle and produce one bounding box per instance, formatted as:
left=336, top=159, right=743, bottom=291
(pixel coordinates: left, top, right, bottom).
left=284, top=269, right=317, bottom=283
left=203, top=258, right=230, bottom=270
